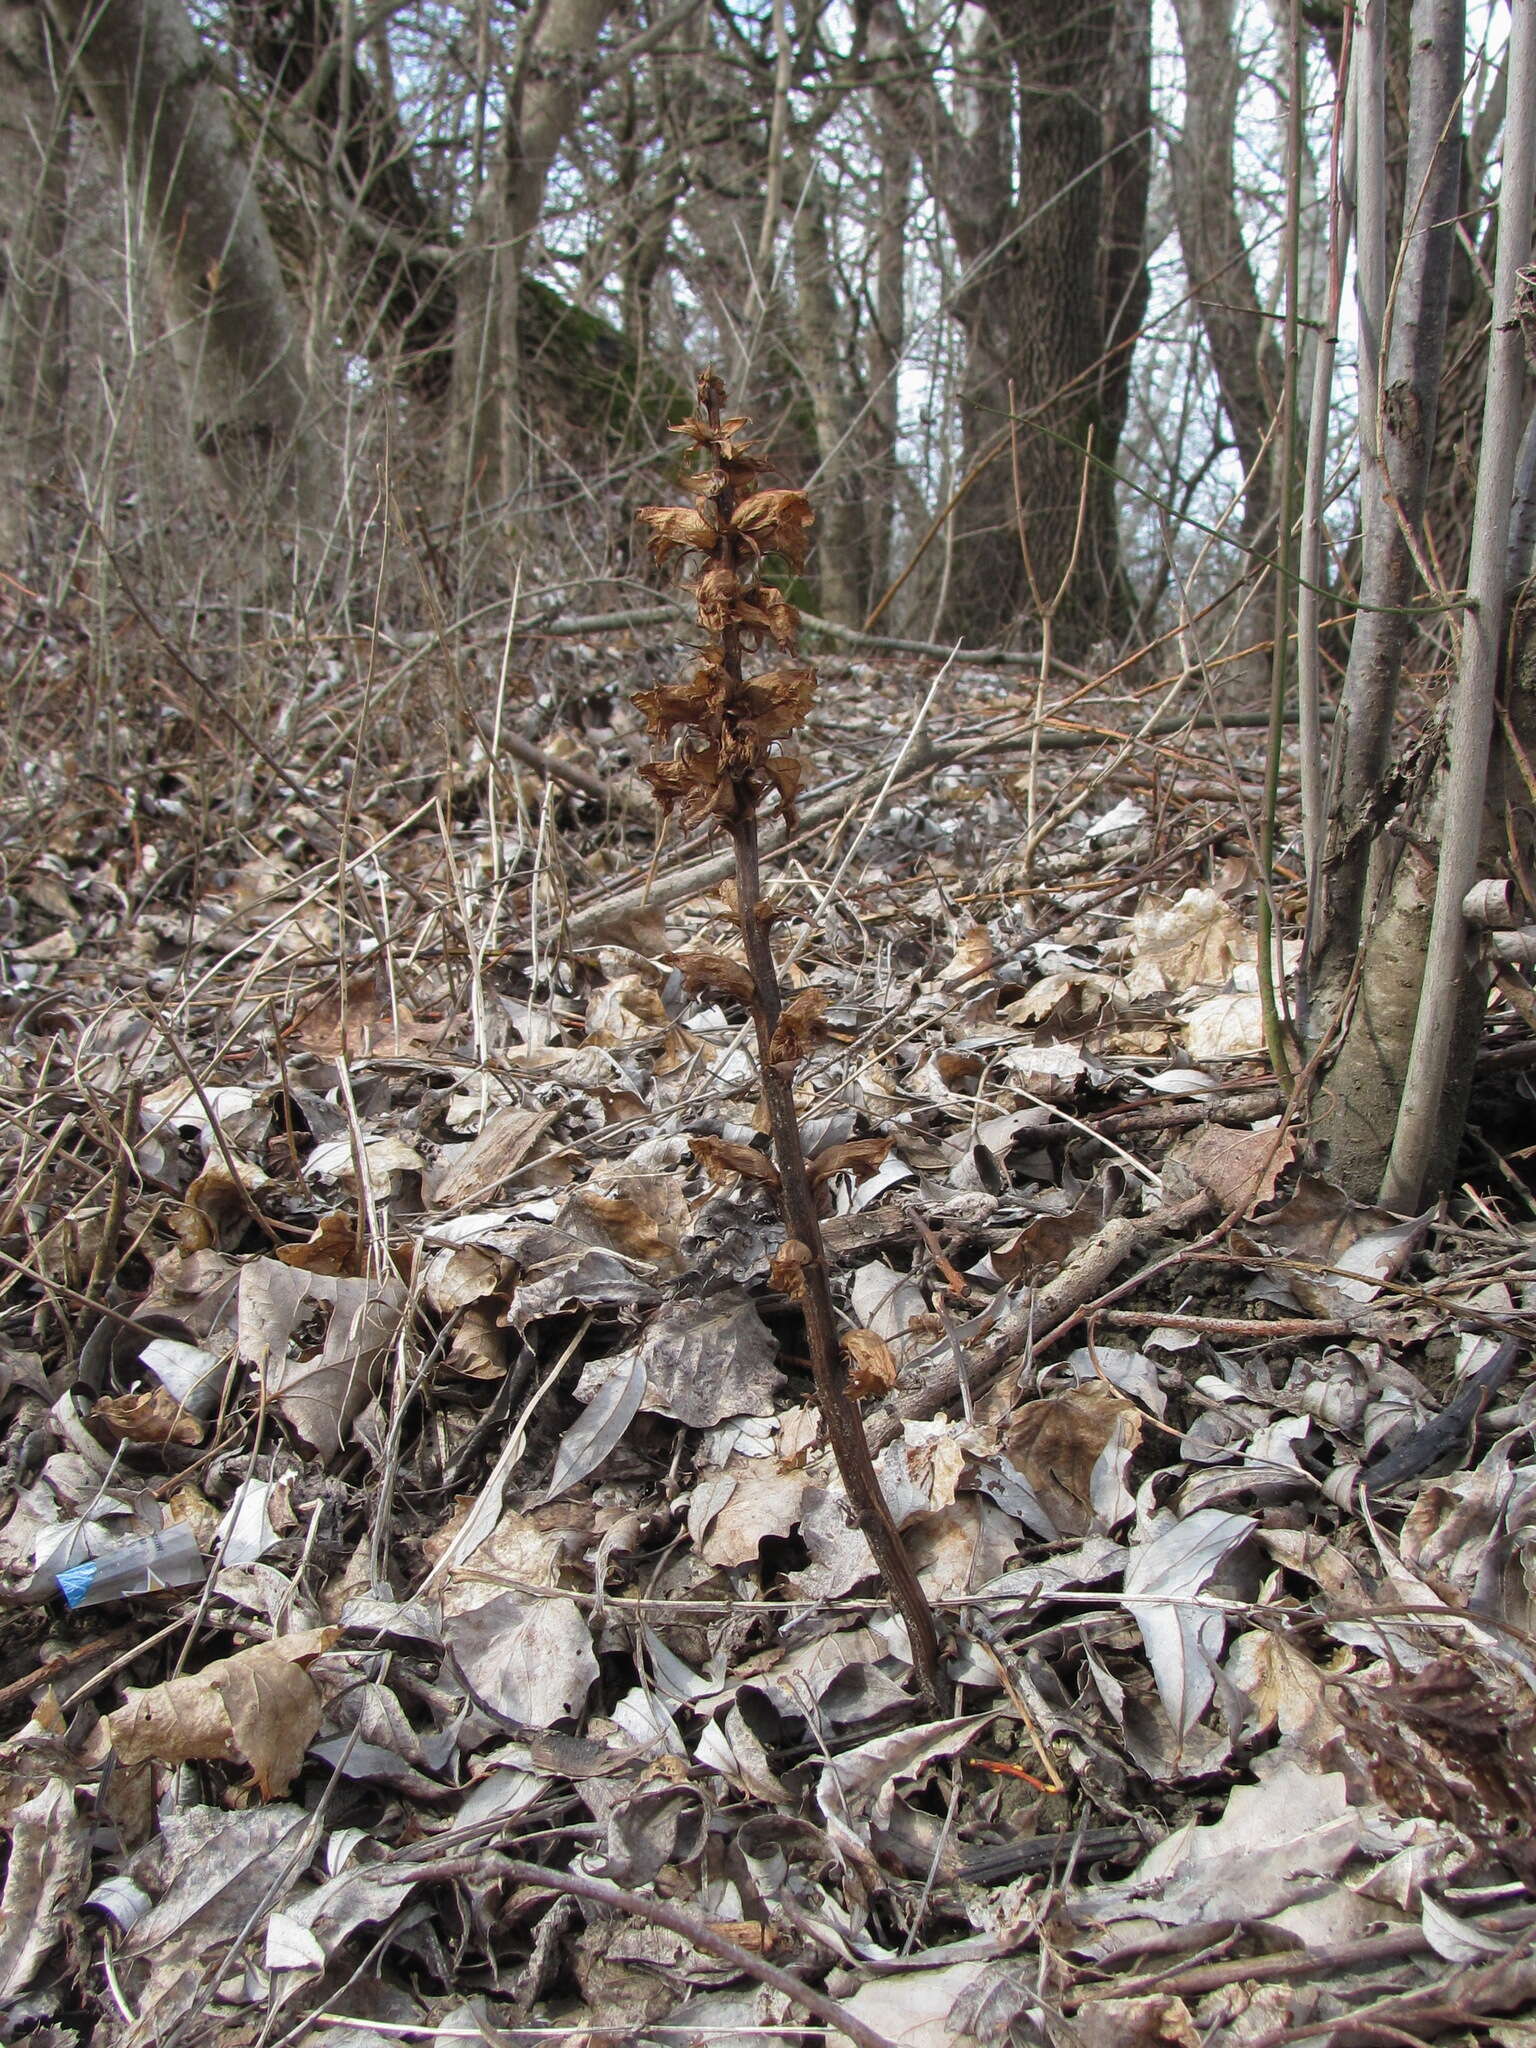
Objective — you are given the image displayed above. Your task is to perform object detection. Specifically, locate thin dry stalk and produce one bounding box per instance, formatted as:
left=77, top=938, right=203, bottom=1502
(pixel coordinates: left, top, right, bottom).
left=632, top=370, right=945, bottom=1709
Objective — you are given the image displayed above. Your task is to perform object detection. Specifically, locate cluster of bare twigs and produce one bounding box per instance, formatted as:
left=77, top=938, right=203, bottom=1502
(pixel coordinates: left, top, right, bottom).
left=634, top=369, right=945, bottom=1705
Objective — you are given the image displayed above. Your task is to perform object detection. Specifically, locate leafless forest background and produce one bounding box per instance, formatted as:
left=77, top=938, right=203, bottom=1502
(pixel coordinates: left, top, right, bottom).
left=8, top=2, right=1536, bottom=2043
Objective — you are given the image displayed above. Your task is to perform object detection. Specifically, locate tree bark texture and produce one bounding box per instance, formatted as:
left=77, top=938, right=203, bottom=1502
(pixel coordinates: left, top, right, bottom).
left=867, top=0, right=1150, bottom=655
left=0, top=0, right=70, bottom=568
left=790, top=152, right=871, bottom=625
left=448, top=0, right=613, bottom=518
left=1303, top=0, right=1467, bottom=1194
left=228, top=0, right=456, bottom=397
left=1169, top=0, right=1283, bottom=551
left=45, top=0, right=322, bottom=524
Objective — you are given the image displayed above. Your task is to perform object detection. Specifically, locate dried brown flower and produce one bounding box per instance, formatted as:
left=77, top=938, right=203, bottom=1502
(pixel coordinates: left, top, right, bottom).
left=632, top=378, right=814, bottom=833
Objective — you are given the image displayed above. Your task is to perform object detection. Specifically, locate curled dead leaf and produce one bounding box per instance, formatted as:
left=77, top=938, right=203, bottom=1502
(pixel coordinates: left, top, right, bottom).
left=690, top=1135, right=780, bottom=1188
left=769, top=1237, right=813, bottom=1297
left=735, top=666, right=816, bottom=739
left=737, top=583, right=800, bottom=649
left=767, top=987, right=830, bottom=1068
left=277, top=1211, right=361, bottom=1275
left=635, top=503, right=716, bottom=565
left=694, top=562, right=744, bottom=634
left=106, top=1627, right=338, bottom=1797
left=669, top=950, right=756, bottom=1004
left=809, top=1135, right=892, bottom=1189
left=94, top=1386, right=203, bottom=1447
left=841, top=1328, right=898, bottom=1399
left=731, top=490, right=815, bottom=571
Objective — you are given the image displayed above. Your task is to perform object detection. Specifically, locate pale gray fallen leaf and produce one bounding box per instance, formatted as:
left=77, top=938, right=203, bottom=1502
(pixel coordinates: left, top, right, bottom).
left=827, top=1958, right=1016, bottom=2048
left=446, top=1590, right=597, bottom=1726
left=541, top=1346, right=647, bottom=1502
left=818, top=1713, right=999, bottom=1832
left=1420, top=1891, right=1512, bottom=1963
left=237, top=1260, right=405, bottom=1458
left=1121, top=1509, right=1254, bottom=1739
left=139, top=1335, right=229, bottom=1417
left=1068, top=1762, right=1359, bottom=1958
left=0, top=1777, right=91, bottom=1999
left=116, top=1802, right=312, bottom=2042
left=217, top=1475, right=287, bottom=1566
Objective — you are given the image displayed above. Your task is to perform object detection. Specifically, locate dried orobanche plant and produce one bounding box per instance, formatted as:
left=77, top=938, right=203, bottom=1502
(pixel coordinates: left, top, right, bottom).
left=634, top=371, right=944, bottom=1708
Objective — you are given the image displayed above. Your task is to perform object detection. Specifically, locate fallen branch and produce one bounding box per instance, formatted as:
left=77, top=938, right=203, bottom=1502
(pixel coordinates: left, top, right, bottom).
left=562, top=712, right=1288, bottom=948
left=380, top=1854, right=899, bottom=2048
left=874, top=1191, right=1217, bottom=1443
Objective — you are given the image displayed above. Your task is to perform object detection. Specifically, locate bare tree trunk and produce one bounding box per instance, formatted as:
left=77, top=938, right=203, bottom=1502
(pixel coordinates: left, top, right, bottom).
left=229, top=0, right=456, bottom=397
left=868, top=0, right=1150, bottom=654
left=45, top=0, right=325, bottom=526
left=0, top=0, right=69, bottom=570
left=864, top=113, right=909, bottom=603
left=790, top=153, right=869, bottom=625
left=1301, top=0, right=1465, bottom=1194
left=1170, top=0, right=1284, bottom=550
left=449, top=0, right=614, bottom=520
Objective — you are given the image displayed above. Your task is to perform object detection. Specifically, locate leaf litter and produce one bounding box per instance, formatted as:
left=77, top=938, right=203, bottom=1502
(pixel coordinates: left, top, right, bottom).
left=4, top=602, right=1536, bottom=2048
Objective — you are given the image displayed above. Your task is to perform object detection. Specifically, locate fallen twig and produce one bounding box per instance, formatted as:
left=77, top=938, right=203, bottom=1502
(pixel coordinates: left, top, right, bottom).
left=875, top=1191, right=1217, bottom=1442
left=378, top=1854, right=899, bottom=2048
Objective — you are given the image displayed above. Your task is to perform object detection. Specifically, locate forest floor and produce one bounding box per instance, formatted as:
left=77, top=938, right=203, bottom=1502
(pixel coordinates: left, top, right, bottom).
left=4, top=594, right=1536, bottom=2048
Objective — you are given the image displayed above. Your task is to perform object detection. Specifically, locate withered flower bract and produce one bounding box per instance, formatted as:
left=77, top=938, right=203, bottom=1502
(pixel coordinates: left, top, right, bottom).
left=633, top=373, right=815, bottom=830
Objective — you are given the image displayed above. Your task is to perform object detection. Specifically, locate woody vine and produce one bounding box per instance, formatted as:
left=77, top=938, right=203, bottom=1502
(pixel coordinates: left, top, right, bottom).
left=634, top=371, right=945, bottom=1709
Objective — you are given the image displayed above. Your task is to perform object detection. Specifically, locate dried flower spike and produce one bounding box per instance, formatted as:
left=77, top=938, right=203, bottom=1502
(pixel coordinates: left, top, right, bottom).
left=633, top=377, right=946, bottom=1710
left=634, top=371, right=814, bottom=831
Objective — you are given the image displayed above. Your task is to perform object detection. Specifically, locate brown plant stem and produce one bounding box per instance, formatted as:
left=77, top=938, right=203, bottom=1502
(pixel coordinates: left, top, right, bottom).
left=694, top=374, right=943, bottom=1711
left=730, top=810, right=946, bottom=1711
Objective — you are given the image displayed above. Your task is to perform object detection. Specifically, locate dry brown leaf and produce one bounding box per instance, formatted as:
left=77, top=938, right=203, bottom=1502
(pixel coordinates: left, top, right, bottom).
left=94, top=1386, right=203, bottom=1447
left=277, top=1211, right=361, bottom=1275
left=1167, top=1122, right=1294, bottom=1214
left=690, top=1135, right=779, bottom=1187
left=693, top=562, right=744, bottom=633
left=769, top=1237, right=812, bottom=1297
left=841, top=1328, right=898, bottom=1399
left=1124, top=888, right=1248, bottom=997
left=635, top=503, right=716, bottom=564
left=809, top=1135, right=892, bottom=1189
left=427, top=1105, right=559, bottom=1208
left=735, top=666, right=816, bottom=737
left=289, top=976, right=441, bottom=1057
left=1004, top=1385, right=1143, bottom=1539
left=446, top=1304, right=509, bottom=1379
left=938, top=925, right=996, bottom=985
left=107, top=1628, right=338, bottom=1797
left=177, top=1158, right=268, bottom=1251
left=737, top=582, right=800, bottom=648
left=669, top=949, right=756, bottom=1003
left=561, top=1177, right=689, bottom=1271
left=994, top=1206, right=1102, bottom=1285
left=767, top=987, right=830, bottom=1068
left=731, top=489, right=815, bottom=570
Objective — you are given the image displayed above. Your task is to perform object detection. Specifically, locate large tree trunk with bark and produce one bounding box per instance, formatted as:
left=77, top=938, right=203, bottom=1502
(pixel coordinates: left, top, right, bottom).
left=229, top=0, right=456, bottom=397
left=790, top=152, right=871, bottom=625
left=44, top=0, right=324, bottom=527
left=1170, top=0, right=1283, bottom=551
left=0, top=0, right=70, bottom=570
left=449, top=0, right=614, bottom=522
left=868, top=0, right=1150, bottom=655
